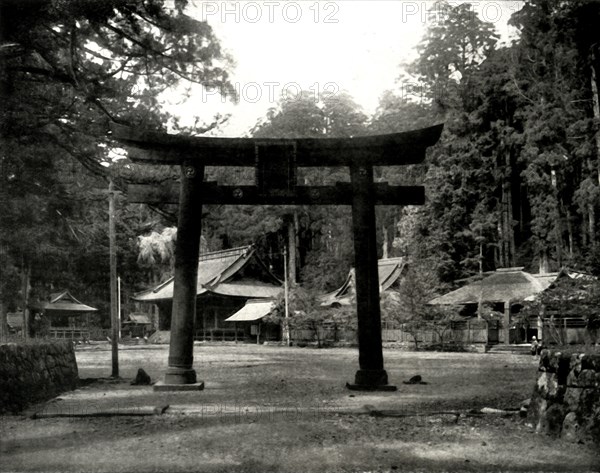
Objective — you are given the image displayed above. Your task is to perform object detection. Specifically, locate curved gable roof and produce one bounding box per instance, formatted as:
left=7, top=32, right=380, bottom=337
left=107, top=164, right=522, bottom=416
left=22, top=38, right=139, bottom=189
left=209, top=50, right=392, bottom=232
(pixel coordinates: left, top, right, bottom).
left=320, top=257, right=406, bottom=307
left=133, top=246, right=282, bottom=302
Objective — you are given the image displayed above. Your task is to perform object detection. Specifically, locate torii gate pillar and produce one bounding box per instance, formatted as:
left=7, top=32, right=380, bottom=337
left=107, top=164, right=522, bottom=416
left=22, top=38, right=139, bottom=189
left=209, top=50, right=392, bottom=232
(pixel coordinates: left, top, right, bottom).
left=159, top=163, right=205, bottom=389
left=348, top=165, right=391, bottom=389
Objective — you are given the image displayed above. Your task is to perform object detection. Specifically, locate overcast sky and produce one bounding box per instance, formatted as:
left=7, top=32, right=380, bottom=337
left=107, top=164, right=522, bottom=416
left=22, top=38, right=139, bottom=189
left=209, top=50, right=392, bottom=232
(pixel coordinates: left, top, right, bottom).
left=163, top=1, right=525, bottom=136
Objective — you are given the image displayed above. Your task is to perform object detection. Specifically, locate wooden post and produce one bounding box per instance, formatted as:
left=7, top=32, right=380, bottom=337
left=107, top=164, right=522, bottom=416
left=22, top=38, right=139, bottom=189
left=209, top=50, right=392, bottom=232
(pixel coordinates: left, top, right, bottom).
left=162, top=163, right=204, bottom=386
left=117, top=276, right=122, bottom=339
left=108, top=179, right=119, bottom=378
left=283, top=246, right=290, bottom=346
left=347, top=165, right=394, bottom=390
left=503, top=300, right=511, bottom=345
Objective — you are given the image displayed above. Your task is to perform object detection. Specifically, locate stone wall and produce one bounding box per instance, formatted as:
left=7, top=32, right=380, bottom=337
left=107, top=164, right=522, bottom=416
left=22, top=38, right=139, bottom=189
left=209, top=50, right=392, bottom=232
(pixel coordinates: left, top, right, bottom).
left=528, top=349, right=600, bottom=444
left=0, top=341, right=78, bottom=413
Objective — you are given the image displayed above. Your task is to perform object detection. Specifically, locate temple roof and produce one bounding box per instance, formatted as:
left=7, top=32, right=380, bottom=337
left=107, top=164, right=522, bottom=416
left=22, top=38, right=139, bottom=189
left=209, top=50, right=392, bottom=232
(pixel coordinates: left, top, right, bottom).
left=320, top=257, right=406, bottom=307
left=29, top=290, right=98, bottom=314
left=428, top=268, right=566, bottom=305
left=124, top=313, right=152, bottom=325
left=133, top=246, right=282, bottom=303
left=224, top=299, right=276, bottom=322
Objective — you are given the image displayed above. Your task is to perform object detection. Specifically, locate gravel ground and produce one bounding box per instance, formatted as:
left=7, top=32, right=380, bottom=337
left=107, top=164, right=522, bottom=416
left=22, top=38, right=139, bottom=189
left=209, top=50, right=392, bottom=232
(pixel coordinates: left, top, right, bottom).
left=1, top=344, right=598, bottom=472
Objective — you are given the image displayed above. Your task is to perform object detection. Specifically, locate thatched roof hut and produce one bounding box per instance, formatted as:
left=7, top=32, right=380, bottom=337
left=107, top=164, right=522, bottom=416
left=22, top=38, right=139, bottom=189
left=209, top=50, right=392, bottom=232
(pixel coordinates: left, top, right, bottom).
left=428, top=268, right=557, bottom=305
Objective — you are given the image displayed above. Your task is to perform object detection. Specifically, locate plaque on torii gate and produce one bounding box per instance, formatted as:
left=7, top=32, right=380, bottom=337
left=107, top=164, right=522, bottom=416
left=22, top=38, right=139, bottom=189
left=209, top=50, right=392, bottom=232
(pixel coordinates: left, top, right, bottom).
left=110, top=122, right=443, bottom=391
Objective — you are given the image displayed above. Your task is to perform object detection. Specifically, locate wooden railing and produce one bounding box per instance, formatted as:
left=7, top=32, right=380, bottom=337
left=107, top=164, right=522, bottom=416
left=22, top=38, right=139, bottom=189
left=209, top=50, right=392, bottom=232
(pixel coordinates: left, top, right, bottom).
left=48, top=328, right=91, bottom=340
left=194, top=328, right=244, bottom=342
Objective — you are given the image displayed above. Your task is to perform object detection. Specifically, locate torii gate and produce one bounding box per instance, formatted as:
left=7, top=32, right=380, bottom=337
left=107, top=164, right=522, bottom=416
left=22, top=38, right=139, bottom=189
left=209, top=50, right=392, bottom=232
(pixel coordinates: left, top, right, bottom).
left=111, top=122, right=443, bottom=391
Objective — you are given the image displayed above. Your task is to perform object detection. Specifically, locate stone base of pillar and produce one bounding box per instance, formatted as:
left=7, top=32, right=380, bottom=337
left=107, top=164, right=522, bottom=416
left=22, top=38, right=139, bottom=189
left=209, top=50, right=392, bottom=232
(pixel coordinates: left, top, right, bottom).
left=153, top=380, right=205, bottom=392
left=163, top=366, right=198, bottom=384
left=346, top=369, right=397, bottom=391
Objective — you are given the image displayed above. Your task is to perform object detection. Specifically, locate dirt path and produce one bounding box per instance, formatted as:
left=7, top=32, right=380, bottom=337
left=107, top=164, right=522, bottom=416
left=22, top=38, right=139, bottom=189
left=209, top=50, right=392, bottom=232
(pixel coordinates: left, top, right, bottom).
left=1, top=344, right=598, bottom=472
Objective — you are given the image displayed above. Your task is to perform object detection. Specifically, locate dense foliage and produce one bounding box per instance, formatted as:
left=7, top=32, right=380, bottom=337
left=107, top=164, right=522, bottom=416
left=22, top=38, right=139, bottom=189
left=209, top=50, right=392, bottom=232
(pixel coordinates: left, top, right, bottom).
left=0, top=0, right=234, bottom=331
left=377, top=0, right=600, bottom=283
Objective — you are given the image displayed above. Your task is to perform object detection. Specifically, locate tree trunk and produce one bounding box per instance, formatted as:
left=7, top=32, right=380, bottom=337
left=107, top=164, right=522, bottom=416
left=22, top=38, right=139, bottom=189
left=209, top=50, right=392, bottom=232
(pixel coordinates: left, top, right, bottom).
left=589, top=203, right=596, bottom=247
left=382, top=223, right=389, bottom=259
left=554, top=199, right=563, bottom=269
left=0, top=300, right=7, bottom=341
left=539, top=249, right=549, bottom=274
left=294, top=210, right=300, bottom=279
left=590, top=47, right=600, bottom=246
left=566, top=207, right=574, bottom=260
left=499, top=196, right=506, bottom=268
left=21, top=258, right=30, bottom=339
left=591, top=47, right=600, bottom=186
left=505, top=149, right=516, bottom=267
left=109, top=179, right=119, bottom=377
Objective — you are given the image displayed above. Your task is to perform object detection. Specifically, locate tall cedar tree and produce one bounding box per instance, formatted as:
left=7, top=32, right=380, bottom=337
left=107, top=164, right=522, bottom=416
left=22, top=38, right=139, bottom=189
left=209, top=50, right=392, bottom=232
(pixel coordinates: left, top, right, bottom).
left=0, top=0, right=234, bottom=332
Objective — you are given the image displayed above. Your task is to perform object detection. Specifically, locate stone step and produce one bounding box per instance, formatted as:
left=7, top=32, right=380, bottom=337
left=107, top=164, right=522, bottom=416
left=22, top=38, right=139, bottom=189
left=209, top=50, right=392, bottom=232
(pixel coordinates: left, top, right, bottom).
left=487, top=344, right=532, bottom=355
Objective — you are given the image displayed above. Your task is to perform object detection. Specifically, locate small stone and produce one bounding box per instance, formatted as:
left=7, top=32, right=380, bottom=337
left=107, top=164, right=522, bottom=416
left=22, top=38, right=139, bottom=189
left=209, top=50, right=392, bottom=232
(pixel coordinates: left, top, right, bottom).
left=131, top=368, right=152, bottom=386
left=403, top=375, right=427, bottom=385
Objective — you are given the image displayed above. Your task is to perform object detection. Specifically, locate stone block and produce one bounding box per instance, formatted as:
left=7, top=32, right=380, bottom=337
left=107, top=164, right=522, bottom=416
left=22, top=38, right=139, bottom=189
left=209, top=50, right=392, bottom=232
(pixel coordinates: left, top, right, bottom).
left=581, top=354, right=600, bottom=371
left=62, top=366, right=76, bottom=381
left=575, top=370, right=600, bottom=388
left=564, top=387, right=583, bottom=412
left=536, top=403, right=567, bottom=437
left=569, top=354, right=581, bottom=374
left=548, top=352, right=571, bottom=384
left=527, top=394, right=547, bottom=428
left=566, top=369, right=577, bottom=387
left=536, top=372, right=565, bottom=400
left=589, top=408, right=600, bottom=444
left=45, top=356, right=56, bottom=369
left=561, top=412, right=580, bottom=442
left=539, top=349, right=550, bottom=371
left=564, top=387, right=600, bottom=423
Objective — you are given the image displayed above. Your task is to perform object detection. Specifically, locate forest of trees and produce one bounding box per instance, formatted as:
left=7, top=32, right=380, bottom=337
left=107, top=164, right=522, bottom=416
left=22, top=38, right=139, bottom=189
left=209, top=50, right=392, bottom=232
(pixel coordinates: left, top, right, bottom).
left=2, top=0, right=600, bottom=332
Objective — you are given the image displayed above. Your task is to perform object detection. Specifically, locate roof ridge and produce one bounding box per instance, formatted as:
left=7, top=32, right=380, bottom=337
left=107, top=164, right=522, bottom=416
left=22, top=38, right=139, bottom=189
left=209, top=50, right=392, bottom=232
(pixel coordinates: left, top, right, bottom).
left=495, top=267, right=525, bottom=272
left=198, top=245, right=252, bottom=262
left=50, top=291, right=69, bottom=303
left=521, top=271, right=546, bottom=292
left=379, top=257, right=404, bottom=264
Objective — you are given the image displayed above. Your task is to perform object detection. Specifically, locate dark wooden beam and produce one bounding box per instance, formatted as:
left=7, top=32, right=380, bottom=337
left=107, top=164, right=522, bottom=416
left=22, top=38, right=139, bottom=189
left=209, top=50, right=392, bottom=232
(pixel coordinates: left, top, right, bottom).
left=127, top=182, right=425, bottom=206
left=110, top=122, right=443, bottom=167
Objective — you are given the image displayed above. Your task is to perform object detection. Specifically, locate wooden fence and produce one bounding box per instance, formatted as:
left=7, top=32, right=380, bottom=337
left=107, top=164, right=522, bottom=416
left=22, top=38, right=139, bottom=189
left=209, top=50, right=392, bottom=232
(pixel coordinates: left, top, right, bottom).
left=291, top=321, right=488, bottom=345
left=541, top=317, right=589, bottom=345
